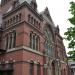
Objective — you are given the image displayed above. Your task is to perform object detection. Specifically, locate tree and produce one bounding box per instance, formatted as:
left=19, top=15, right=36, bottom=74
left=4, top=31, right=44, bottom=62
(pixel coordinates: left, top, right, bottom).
left=64, top=1, right=75, bottom=61
left=68, top=51, right=75, bottom=61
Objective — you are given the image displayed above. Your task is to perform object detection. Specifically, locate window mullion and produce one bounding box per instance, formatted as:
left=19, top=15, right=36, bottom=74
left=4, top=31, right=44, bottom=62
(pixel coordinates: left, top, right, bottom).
left=33, top=34, right=35, bottom=50
left=35, top=35, right=37, bottom=50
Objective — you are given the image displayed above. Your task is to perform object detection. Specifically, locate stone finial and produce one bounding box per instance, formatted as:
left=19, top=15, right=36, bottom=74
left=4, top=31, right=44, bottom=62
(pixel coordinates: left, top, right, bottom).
left=30, top=0, right=37, bottom=11
left=56, top=25, right=60, bottom=33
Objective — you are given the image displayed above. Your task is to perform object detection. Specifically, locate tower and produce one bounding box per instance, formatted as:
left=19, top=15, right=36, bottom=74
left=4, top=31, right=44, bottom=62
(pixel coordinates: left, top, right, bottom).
left=1, top=0, right=13, bottom=14
left=1, top=0, right=37, bottom=14
left=30, top=0, right=37, bottom=11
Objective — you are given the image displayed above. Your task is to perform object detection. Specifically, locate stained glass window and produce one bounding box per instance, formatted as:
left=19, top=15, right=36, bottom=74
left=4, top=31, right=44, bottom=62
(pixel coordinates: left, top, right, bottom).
left=44, top=27, right=53, bottom=56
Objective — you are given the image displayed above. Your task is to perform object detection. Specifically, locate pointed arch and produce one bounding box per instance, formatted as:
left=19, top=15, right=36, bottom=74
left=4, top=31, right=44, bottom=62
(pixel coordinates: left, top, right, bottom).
left=44, top=22, right=55, bottom=40
left=43, top=23, right=55, bottom=56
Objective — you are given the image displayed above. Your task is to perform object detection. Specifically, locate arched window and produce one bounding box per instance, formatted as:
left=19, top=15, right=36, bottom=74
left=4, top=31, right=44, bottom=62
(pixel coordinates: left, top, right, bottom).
left=29, top=61, right=34, bottom=75
left=30, top=32, right=40, bottom=50
left=12, top=31, right=16, bottom=48
left=5, top=31, right=16, bottom=50
left=16, top=15, right=19, bottom=22
left=18, top=13, right=21, bottom=21
left=34, top=19, right=36, bottom=25
left=33, top=34, right=36, bottom=49
left=44, top=27, right=53, bottom=56
left=13, top=17, right=16, bottom=23
left=5, top=35, right=8, bottom=50
left=31, top=17, right=33, bottom=24
left=9, top=33, right=12, bottom=49
left=28, top=14, right=31, bottom=22
left=37, top=63, right=41, bottom=75
left=10, top=18, right=13, bottom=24
left=36, top=36, right=40, bottom=50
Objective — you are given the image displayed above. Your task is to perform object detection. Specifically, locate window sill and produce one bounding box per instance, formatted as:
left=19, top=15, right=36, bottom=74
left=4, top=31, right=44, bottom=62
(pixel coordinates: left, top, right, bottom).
left=6, top=46, right=43, bottom=56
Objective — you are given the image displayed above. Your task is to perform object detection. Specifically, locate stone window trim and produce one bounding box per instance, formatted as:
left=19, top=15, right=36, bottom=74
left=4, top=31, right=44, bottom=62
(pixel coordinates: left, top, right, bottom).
left=28, top=14, right=31, bottom=22
left=31, top=17, right=33, bottom=24
left=34, top=19, right=36, bottom=25
left=28, top=14, right=41, bottom=29
left=13, top=16, right=16, bottom=23
left=37, top=63, right=41, bottom=75
left=44, top=28, right=53, bottom=56
left=7, top=20, right=10, bottom=26
left=3, top=13, right=22, bottom=29
left=9, top=18, right=13, bottom=25
left=4, top=31, right=16, bottom=50
left=29, top=61, right=34, bottom=75
left=30, top=31, right=40, bottom=51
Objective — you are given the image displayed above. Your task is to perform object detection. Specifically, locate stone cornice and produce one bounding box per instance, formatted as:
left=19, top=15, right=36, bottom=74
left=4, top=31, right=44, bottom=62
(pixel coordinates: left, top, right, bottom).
left=25, top=21, right=44, bottom=36
left=2, top=1, right=43, bottom=21
left=6, top=46, right=44, bottom=56
left=2, top=20, right=25, bottom=32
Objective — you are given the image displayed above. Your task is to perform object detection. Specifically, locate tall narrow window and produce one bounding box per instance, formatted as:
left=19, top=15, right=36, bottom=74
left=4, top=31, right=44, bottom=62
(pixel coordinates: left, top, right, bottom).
left=8, top=20, right=9, bottom=26
left=9, top=34, right=12, bottom=49
left=3, top=21, right=7, bottom=28
left=12, top=31, right=16, bottom=48
left=37, top=64, right=41, bottom=75
left=33, top=34, right=36, bottom=50
left=13, top=17, right=16, bottom=23
left=29, top=62, right=34, bottom=75
left=44, top=27, right=53, bottom=56
left=36, top=36, right=39, bottom=50
left=10, top=18, right=12, bottom=25
left=31, top=17, right=33, bottom=24
left=34, top=19, right=36, bottom=25
left=28, top=14, right=31, bottom=22
left=43, top=68, right=47, bottom=75
left=30, top=32, right=40, bottom=50
left=5, top=36, right=8, bottom=50
left=16, top=15, right=18, bottom=22
left=19, top=13, right=21, bottom=21
left=38, top=23, right=40, bottom=29
left=30, top=32, right=33, bottom=48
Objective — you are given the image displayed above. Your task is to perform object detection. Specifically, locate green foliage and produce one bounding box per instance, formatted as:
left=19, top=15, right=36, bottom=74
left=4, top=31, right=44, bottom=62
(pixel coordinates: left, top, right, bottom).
left=64, top=1, right=75, bottom=61
left=68, top=50, right=75, bottom=61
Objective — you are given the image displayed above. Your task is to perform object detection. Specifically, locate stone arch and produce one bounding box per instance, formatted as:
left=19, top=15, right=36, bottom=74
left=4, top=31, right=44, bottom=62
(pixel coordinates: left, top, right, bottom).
left=43, top=23, right=55, bottom=56
left=43, top=22, right=55, bottom=41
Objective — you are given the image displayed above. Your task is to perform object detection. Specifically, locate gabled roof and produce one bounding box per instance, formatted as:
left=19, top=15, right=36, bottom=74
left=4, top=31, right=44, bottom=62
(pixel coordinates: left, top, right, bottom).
left=42, top=7, right=54, bottom=24
left=40, top=7, right=55, bottom=29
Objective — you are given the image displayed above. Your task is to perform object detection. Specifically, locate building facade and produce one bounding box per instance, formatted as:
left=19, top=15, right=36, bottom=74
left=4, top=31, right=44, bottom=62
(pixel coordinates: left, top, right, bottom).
left=68, top=61, right=75, bottom=75
left=0, top=0, right=68, bottom=75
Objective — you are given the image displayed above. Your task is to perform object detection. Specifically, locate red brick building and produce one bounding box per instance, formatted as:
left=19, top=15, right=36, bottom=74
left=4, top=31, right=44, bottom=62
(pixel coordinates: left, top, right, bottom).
left=0, top=0, right=68, bottom=75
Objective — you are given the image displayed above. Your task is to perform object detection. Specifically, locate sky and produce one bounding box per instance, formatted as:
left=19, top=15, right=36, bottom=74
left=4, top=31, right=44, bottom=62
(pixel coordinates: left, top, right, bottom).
left=0, top=0, right=75, bottom=53
left=37, top=0, right=75, bottom=53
